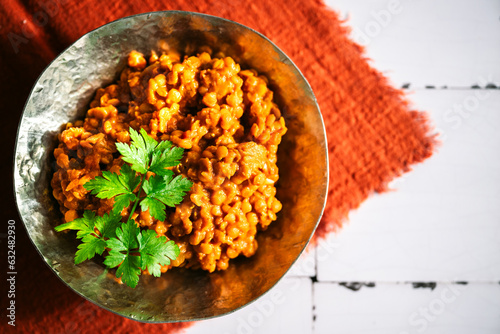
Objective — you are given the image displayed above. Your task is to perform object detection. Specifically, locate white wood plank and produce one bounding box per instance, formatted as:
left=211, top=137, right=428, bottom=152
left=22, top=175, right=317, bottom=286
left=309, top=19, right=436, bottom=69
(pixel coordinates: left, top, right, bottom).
left=185, top=277, right=313, bottom=334
left=317, top=90, right=500, bottom=282
left=323, top=0, right=500, bottom=88
left=314, top=282, right=500, bottom=334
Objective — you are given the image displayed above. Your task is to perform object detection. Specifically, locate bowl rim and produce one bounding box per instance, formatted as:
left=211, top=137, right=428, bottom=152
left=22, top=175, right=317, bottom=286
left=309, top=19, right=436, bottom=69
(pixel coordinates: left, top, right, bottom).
left=13, top=10, right=329, bottom=323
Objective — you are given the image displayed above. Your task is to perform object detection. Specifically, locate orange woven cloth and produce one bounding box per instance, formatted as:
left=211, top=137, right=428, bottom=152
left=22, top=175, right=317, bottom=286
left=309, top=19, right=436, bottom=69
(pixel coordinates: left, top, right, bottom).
left=0, top=0, right=434, bottom=332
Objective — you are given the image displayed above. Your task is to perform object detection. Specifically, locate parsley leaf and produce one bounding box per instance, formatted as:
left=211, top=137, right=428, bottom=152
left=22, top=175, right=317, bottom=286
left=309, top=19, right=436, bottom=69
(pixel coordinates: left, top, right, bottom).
left=75, top=234, right=107, bottom=265
left=94, top=211, right=123, bottom=239
left=149, top=145, right=184, bottom=176
left=138, top=229, right=180, bottom=277
left=155, top=140, right=172, bottom=152
left=84, top=171, right=128, bottom=198
left=104, top=219, right=141, bottom=288
left=84, top=164, right=140, bottom=214
left=54, top=210, right=96, bottom=239
left=139, top=197, right=166, bottom=222
left=117, top=164, right=142, bottom=192
left=103, top=220, right=180, bottom=287
left=144, top=174, right=193, bottom=206
left=141, top=174, right=192, bottom=221
left=140, top=128, right=159, bottom=157
left=115, top=128, right=157, bottom=174
left=116, top=127, right=185, bottom=177
left=55, top=210, right=122, bottom=264
left=113, top=193, right=137, bottom=214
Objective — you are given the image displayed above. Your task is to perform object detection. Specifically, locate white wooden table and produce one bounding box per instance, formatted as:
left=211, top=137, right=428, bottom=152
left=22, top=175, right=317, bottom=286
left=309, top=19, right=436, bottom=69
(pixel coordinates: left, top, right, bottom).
left=184, top=1, right=500, bottom=333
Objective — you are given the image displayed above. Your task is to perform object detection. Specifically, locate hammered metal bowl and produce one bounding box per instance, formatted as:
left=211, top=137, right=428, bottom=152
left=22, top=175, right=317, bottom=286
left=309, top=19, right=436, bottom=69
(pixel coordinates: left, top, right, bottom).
left=14, top=11, right=328, bottom=323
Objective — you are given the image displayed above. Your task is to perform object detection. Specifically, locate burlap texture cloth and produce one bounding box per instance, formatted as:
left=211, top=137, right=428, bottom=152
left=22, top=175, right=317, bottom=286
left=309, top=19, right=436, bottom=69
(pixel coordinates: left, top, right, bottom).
left=0, top=0, right=435, bottom=332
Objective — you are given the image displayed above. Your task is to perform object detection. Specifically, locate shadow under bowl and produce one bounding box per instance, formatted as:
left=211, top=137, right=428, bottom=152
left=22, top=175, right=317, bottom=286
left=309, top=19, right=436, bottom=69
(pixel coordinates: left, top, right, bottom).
left=13, top=11, right=328, bottom=323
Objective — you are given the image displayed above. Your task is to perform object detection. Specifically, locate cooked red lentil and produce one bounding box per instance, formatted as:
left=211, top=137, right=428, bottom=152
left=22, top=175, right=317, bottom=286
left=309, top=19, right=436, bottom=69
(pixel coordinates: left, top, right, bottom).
left=51, top=50, right=287, bottom=274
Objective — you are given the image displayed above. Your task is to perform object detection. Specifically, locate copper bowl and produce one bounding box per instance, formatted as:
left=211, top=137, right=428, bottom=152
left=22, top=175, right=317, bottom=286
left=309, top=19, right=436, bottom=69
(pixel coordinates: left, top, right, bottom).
left=14, top=11, right=328, bottom=323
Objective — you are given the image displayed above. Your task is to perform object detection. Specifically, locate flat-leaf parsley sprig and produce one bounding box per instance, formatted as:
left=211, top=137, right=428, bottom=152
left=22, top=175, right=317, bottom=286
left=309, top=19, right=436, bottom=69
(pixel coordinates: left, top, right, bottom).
left=55, top=127, right=192, bottom=288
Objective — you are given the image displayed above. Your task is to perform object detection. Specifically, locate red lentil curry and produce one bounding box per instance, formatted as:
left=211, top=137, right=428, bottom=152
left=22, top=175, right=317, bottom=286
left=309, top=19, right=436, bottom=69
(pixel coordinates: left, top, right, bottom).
left=51, top=49, right=287, bottom=275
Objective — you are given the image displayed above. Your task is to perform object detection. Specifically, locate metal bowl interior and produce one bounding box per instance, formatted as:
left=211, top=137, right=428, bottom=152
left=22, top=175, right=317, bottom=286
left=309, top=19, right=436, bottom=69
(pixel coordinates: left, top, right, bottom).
left=14, top=11, right=328, bottom=323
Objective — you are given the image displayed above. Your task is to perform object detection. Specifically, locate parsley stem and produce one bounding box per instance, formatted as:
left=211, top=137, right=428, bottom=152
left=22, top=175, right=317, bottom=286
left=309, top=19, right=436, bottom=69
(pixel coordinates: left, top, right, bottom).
left=127, top=173, right=144, bottom=223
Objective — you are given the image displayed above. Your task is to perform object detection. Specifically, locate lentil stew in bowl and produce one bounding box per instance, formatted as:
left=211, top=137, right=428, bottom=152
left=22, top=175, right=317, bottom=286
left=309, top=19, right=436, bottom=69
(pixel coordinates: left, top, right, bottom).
left=14, top=11, right=327, bottom=322
left=52, top=49, right=287, bottom=280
